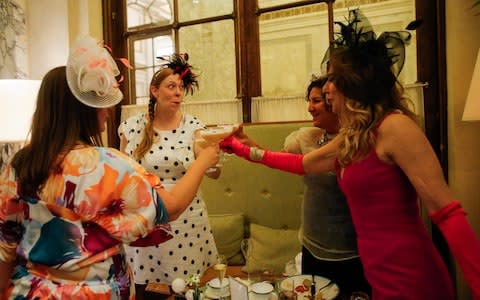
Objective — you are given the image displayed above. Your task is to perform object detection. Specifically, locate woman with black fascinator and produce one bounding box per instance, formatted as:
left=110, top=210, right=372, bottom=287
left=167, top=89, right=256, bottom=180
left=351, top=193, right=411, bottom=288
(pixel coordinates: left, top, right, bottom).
left=118, top=53, right=220, bottom=299
left=221, top=9, right=480, bottom=299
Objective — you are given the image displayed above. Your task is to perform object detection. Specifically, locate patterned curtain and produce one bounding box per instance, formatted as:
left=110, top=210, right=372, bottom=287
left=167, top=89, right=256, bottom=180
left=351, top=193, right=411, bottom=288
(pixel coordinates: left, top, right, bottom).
left=0, top=0, right=29, bottom=79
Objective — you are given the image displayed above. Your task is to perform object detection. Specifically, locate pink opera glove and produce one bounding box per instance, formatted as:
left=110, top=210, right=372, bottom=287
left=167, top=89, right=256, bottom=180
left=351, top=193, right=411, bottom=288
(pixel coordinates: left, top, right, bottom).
left=220, top=136, right=305, bottom=175
left=429, top=201, right=480, bottom=299
left=220, top=135, right=252, bottom=160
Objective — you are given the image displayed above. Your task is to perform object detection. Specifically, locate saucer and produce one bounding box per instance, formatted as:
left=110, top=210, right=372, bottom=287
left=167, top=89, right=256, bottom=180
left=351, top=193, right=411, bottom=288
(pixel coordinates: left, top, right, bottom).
left=249, top=291, right=278, bottom=300
left=251, top=282, right=274, bottom=294
left=204, top=286, right=230, bottom=299
left=207, top=278, right=229, bottom=289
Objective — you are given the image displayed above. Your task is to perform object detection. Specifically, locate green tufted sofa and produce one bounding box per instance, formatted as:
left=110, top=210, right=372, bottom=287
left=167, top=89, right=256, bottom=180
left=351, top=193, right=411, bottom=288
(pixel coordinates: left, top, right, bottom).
left=120, top=104, right=309, bottom=274
left=201, top=121, right=311, bottom=274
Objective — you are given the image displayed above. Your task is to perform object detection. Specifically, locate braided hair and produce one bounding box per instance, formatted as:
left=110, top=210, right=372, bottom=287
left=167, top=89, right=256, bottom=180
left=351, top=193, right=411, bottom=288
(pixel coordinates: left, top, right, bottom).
left=133, top=53, right=199, bottom=160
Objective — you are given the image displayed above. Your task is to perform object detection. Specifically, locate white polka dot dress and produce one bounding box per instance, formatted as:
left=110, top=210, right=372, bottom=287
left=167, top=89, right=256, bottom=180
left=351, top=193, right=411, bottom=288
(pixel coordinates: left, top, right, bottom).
left=118, top=113, right=218, bottom=285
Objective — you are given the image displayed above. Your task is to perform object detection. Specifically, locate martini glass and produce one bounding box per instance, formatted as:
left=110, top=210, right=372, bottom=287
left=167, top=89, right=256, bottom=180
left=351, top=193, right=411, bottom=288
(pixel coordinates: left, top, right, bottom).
left=195, top=124, right=238, bottom=173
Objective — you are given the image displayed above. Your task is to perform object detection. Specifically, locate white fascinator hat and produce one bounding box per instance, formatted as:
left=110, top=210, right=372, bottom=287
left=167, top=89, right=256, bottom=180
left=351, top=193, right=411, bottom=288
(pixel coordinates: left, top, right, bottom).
left=66, top=35, right=123, bottom=108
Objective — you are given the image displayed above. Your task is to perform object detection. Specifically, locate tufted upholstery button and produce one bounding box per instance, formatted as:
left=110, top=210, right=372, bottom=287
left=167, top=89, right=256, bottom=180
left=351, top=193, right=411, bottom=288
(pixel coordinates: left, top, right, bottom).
left=260, top=189, right=271, bottom=198
left=224, top=187, right=233, bottom=197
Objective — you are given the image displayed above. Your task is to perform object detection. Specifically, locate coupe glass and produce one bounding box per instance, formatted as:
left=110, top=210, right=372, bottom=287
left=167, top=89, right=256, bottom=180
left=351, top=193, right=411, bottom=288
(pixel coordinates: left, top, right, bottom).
left=195, top=124, right=238, bottom=173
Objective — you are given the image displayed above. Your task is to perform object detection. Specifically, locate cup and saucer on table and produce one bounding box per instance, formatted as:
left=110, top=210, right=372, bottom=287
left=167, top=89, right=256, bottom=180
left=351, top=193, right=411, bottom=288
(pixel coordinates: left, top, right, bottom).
left=204, top=278, right=230, bottom=299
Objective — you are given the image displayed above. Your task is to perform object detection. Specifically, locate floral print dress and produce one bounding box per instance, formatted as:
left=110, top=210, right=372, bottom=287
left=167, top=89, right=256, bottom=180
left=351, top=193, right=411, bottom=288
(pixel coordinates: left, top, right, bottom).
left=0, top=147, right=171, bottom=300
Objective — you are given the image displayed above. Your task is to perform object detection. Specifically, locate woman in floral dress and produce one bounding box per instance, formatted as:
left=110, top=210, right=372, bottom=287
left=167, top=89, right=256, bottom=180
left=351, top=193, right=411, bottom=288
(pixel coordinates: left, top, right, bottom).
left=0, top=36, right=219, bottom=300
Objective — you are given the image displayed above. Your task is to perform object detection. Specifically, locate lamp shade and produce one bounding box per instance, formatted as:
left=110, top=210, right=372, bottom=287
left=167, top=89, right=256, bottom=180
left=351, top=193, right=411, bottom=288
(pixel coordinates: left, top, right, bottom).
left=462, top=49, right=480, bottom=121
left=0, top=79, right=41, bottom=142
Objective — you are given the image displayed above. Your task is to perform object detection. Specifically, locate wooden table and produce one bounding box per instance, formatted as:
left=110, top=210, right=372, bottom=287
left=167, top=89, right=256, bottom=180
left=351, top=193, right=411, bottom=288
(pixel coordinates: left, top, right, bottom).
left=145, top=265, right=249, bottom=299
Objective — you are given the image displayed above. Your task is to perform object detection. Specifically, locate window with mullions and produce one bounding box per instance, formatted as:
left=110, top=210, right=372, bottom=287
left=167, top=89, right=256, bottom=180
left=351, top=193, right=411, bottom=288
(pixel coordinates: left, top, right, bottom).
left=124, top=0, right=238, bottom=124
left=254, top=0, right=420, bottom=122
left=131, top=34, right=174, bottom=104
left=127, top=0, right=173, bottom=28
left=118, top=0, right=421, bottom=126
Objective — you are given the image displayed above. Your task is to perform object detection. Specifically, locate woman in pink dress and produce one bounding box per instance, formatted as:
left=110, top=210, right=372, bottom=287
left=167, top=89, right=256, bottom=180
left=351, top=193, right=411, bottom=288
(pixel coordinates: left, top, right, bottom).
left=220, top=9, right=480, bottom=300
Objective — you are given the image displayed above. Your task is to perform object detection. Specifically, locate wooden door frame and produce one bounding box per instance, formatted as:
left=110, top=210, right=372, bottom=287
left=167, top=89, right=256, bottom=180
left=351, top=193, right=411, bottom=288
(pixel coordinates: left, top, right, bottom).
left=415, top=0, right=453, bottom=280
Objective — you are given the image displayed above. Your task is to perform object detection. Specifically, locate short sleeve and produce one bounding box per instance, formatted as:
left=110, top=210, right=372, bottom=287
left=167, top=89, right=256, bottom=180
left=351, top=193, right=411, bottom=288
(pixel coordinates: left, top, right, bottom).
left=88, top=148, right=170, bottom=246
left=284, top=127, right=324, bottom=155
left=118, top=113, right=146, bottom=139
left=117, top=113, right=147, bottom=158
left=283, top=130, right=302, bottom=154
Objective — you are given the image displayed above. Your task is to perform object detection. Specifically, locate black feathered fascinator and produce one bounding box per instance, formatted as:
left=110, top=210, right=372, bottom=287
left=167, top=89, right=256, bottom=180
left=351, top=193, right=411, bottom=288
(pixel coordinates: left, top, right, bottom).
left=321, top=9, right=421, bottom=77
left=321, top=9, right=421, bottom=106
left=157, top=53, right=199, bottom=95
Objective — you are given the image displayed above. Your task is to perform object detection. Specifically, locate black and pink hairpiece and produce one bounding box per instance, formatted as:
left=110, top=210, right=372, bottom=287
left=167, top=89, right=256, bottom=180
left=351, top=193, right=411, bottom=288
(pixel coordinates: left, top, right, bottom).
left=157, top=53, right=199, bottom=95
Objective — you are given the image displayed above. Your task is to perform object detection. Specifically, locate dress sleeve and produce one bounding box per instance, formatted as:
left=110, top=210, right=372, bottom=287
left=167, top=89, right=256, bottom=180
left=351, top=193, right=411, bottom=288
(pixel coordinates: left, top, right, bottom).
left=188, top=114, right=206, bottom=130
left=284, top=127, right=324, bottom=154
left=117, top=114, right=146, bottom=154
left=0, top=165, right=25, bottom=263
left=92, top=148, right=172, bottom=246
left=283, top=130, right=302, bottom=154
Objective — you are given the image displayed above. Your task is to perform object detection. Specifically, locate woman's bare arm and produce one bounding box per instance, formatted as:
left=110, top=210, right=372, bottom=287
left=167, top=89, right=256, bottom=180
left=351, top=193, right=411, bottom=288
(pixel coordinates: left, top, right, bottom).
left=302, top=136, right=339, bottom=174
left=378, top=114, right=452, bottom=212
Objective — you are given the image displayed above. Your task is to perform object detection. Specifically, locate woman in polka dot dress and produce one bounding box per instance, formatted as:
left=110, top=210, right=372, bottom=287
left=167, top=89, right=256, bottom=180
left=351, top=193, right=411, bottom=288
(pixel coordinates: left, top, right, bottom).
left=118, top=54, right=219, bottom=298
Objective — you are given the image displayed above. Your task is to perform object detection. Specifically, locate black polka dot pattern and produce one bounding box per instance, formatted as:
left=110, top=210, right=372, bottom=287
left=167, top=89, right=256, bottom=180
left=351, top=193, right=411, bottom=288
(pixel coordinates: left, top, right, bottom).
left=120, top=113, right=218, bottom=285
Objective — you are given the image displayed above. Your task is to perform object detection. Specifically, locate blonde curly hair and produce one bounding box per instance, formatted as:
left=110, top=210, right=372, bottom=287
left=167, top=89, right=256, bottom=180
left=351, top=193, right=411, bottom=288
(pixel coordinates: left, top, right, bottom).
left=328, top=48, right=417, bottom=167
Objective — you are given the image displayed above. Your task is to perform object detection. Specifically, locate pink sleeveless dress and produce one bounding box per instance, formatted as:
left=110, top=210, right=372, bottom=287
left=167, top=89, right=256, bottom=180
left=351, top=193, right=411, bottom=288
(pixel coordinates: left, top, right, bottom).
left=336, top=148, right=455, bottom=299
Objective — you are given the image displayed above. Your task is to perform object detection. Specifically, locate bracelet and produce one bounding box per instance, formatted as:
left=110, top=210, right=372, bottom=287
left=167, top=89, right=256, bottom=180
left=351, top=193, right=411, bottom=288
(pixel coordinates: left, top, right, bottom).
left=249, top=147, right=265, bottom=161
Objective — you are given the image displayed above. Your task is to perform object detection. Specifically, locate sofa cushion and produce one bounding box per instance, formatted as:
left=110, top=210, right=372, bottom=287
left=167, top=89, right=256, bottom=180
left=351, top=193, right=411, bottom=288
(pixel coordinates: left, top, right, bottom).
left=242, top=223, right=302, bottom=274
left=209, top=213, right=245, bottom=265
left=200, top=122, right=310, bottom=231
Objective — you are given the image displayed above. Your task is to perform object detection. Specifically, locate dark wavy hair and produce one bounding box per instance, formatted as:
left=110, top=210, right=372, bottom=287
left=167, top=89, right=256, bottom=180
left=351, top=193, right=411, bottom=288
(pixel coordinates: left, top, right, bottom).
left=306, top=75, right=328, bottom=100
left=11, top=66, right=103, bottom=197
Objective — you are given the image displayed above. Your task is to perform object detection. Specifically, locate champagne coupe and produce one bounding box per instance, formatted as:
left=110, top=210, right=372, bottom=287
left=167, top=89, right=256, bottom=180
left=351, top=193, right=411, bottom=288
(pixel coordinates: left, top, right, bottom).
left=195, top=124, right=238, bottom=173
left=240, top=238, right=253, bottom=284
left=214, top=254, right=228, bottom=296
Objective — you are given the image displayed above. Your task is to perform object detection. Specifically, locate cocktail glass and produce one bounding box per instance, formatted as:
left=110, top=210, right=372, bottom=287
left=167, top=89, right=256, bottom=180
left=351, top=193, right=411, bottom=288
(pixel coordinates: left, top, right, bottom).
left=195, top=124, right=238, bottom=173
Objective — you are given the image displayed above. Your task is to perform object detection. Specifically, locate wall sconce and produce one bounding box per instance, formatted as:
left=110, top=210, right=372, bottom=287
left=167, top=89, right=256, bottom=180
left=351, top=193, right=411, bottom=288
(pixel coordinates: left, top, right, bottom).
left=0, top=79, right=41, bottom=173
left=462, top=48, right=480, bottom=121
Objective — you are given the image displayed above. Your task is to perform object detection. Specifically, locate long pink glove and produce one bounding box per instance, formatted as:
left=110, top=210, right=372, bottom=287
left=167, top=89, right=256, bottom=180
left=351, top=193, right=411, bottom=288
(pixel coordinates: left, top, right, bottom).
left=220, top=136, right=304, bottom=175
left=429, top=201, right=480, bottom=299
